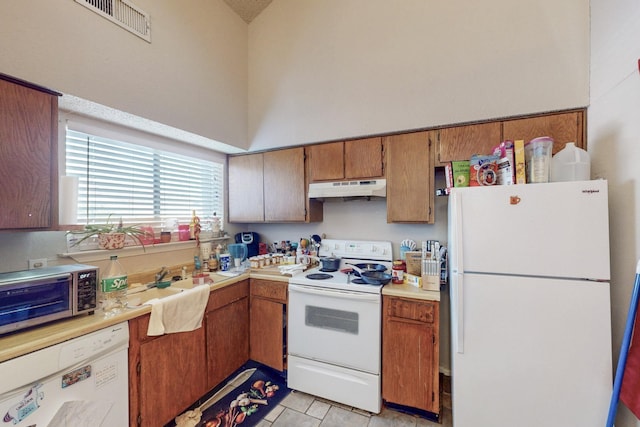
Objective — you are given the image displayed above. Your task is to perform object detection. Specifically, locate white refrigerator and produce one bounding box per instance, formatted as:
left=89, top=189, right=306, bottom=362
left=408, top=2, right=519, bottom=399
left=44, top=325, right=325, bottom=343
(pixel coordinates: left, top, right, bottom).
left=448, top=180, right=612, bottom=427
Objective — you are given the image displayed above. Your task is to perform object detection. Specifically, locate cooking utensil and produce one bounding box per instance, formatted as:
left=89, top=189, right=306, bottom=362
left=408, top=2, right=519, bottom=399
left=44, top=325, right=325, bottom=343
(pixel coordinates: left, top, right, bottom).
left=319, top=256, right=341, bottom=271
left=361, top=270, right=392, bottom=285
left=346, top=262, right=388, bottom=276
left=346, top=263, right=392, bottom=285
left=311, top=234, right=322, bottom=252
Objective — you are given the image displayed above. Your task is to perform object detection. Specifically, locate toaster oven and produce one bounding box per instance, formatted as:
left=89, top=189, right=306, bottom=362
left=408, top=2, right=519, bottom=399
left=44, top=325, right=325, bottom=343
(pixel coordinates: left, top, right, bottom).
left=0, top=264, right=99, bottom=335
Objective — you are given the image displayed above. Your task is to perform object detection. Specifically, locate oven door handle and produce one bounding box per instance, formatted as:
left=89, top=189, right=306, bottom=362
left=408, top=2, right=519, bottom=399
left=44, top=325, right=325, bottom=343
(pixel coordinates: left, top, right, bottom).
left=288, top=284, right=380, bottom=302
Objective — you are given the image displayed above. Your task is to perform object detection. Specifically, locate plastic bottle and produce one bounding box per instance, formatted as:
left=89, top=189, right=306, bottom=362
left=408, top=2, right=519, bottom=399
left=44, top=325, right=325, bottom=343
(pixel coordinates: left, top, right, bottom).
left=100, top=255, right=128, bottom=317
left=550, top=142, right=591, bottom=182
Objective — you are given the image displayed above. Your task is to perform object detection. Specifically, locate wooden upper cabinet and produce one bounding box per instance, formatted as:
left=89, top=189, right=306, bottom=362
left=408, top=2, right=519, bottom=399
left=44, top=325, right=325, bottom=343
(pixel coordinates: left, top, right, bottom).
left=228, top=153, right=264, bottom=222
left=386, top=131, right=434, bottom=223
left=263, top=147, right=306, bottom=222
left=0, top=75, right=59, bottom=230
left=308, top=137, right=384, bottom=182
left=502, top=110, right=585, bottom=155
left=308, top=141, right=344, bottom=181
left=344, top=137, right=384, bottom=179
left=435, top=109, right=586, bottom=165
left=229, top=147, right=322, bottom=223
left=436, top=122, right=502, bottom=166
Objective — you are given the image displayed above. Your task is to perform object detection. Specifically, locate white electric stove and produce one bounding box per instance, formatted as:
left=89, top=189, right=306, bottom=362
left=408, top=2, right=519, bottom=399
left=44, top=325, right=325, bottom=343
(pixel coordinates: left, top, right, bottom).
left=289, top=239, right=393, bottom=293
left=287, top=239, right=393, bottom=414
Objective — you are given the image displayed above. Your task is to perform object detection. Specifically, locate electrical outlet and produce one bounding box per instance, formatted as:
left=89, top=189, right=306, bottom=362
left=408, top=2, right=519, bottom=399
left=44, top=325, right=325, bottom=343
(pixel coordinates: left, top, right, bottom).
left=28, top=258, right=48, bottom=269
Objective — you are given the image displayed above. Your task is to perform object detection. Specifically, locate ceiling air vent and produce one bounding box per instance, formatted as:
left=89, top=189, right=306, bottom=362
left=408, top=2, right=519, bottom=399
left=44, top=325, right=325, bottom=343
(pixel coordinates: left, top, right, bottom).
left=75, top=0, right=151, bottom=42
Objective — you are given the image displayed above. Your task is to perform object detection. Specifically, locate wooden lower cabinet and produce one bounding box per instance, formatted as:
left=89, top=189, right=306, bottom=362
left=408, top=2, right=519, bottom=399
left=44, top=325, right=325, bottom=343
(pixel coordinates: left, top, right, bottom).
left=205, top=280, right=250, bottom=389
left=249, top=279, right=288, bottom=371
left=382, top=296, right=440, bottom=415
left=129, top=315, right=208, bottom=427
left=129, top=280, right=250, bottom=427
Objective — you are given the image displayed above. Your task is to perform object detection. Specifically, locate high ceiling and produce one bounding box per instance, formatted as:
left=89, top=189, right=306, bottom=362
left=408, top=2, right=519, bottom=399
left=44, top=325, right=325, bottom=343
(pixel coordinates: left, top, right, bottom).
left=223, top=0, right=273, bottom=23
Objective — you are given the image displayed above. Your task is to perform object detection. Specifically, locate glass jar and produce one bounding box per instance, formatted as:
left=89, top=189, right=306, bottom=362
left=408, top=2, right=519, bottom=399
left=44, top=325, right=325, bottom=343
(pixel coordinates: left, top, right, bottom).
left=392, top=260, right=406, bottom=284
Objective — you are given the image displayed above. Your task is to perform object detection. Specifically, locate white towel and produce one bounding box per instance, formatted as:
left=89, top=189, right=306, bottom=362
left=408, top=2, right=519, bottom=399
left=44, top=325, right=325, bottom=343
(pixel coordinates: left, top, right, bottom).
left=146, top=285, right=210, bottom=336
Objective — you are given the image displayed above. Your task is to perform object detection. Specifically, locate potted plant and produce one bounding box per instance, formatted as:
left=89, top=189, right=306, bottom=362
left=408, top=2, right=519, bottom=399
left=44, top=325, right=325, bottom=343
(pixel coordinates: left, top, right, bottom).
left=68, top=215, right=151, bottom=250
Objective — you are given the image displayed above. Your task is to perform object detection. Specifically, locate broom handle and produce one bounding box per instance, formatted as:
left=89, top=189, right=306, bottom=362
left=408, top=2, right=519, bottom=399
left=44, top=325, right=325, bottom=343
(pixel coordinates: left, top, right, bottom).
left=607, top=260, right=640, bottom=427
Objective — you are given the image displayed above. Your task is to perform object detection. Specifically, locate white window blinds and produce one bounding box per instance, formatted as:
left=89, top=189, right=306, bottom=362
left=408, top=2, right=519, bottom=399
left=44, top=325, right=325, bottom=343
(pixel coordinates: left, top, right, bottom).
left=65, top=128, right=224, bottom=229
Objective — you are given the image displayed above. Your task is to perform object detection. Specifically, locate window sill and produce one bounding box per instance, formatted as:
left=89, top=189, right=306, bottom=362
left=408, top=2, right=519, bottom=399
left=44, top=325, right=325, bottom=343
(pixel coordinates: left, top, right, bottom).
left=59, top=236, right=230, bottom=263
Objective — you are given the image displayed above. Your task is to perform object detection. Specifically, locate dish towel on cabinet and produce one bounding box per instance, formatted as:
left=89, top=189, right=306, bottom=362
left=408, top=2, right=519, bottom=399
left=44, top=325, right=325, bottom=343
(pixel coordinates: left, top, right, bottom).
left=146, top=285, right=210, bottom=336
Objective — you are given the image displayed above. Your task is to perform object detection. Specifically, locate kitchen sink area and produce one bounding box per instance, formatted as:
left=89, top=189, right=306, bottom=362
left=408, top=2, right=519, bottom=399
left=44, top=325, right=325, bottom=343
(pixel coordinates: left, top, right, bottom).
left=125, top=272, right=240, bottom=306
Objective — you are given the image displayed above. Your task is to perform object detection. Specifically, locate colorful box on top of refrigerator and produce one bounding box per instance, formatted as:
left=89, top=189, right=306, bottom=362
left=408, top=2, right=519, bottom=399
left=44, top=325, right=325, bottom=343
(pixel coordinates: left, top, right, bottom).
left=514, top=139, right=526, bottom=184
left=452, top=160, right=470, bottom=187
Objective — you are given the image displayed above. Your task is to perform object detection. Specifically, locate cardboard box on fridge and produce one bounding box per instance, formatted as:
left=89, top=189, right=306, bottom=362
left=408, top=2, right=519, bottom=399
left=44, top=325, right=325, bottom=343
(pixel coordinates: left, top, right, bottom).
left=452, top=160, right=470, bottom=187
left=405, top=251, right=423, bottom=276
left=514, top=139, right=526, bottom=184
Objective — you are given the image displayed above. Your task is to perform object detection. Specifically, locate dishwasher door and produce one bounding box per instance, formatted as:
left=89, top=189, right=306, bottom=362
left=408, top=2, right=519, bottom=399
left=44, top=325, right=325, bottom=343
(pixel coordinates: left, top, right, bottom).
left=0, top=321, right=129, bottom=426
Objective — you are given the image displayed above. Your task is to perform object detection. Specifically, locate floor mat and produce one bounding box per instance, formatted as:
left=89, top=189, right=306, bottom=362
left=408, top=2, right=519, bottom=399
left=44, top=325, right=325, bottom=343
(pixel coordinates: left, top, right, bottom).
left=171, top=361, right=288, bottom=427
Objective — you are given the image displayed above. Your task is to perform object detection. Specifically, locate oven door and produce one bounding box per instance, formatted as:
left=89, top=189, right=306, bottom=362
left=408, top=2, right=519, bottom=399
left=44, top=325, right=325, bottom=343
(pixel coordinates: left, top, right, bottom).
left=0, top=275, right=72, bottom=335
left=288, top=283, right=381, bottom=374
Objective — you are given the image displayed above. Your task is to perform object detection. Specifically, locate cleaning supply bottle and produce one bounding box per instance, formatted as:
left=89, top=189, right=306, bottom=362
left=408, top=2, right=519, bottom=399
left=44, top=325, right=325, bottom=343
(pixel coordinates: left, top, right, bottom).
left=100, top=255, right=128, bottom=317
left=550, top=142, right=591, bottom=182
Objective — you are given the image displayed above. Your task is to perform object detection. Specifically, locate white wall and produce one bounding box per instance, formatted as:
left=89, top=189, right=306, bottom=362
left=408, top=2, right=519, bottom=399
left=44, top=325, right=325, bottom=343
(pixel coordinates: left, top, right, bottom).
left=590, top=0, right=640, bottom=425
left=0, top=0, right=248, bottom=149
left=248, top=0, right=590, bottom=150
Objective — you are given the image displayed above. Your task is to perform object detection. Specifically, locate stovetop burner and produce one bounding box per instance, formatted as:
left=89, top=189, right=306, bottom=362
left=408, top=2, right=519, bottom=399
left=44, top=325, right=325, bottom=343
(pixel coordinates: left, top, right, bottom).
left=306, top=273, right=334, bottom=280
left=289, top=239, right=393, bottom=294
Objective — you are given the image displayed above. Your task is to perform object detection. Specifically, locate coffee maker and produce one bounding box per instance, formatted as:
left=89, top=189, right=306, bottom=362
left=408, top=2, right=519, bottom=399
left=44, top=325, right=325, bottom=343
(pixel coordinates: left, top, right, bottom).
left=235, top=232, right=260, bottom=257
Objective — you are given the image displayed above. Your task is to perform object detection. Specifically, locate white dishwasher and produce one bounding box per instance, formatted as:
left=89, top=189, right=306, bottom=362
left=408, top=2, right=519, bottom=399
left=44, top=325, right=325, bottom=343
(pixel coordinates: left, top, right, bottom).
left=0, top=321, right=129, bottom=426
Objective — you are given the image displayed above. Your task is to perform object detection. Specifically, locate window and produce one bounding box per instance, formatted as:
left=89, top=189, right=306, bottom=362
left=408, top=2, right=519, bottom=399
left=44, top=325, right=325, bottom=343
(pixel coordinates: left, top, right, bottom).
left=65, top=128, right=224, bottom=232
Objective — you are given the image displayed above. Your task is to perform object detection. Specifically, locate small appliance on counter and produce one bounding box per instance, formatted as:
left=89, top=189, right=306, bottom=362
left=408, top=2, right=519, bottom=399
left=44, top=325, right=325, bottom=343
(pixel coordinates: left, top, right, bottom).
left=235, top=232, right=260, bottom=257
left=0, top=264, right=99, bottom=335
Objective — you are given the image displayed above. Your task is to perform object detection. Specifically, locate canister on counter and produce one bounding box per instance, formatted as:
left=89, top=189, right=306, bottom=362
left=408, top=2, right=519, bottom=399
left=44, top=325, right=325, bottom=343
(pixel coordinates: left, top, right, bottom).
left=392, top=260, right=406, bottom=284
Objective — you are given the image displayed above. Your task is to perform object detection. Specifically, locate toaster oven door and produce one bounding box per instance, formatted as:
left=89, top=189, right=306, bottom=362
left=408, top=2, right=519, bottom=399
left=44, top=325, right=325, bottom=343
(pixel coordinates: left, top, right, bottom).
left=0, top=275, right=73, bottom=335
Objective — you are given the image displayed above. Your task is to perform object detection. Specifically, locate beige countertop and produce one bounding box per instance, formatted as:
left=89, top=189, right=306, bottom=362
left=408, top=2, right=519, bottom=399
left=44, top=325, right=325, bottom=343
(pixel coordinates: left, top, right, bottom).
left=0, top=270, right=437, bottom=364
left=381, top=283, right=441, bottom=301
left=0, top=272, right=248, bottom=364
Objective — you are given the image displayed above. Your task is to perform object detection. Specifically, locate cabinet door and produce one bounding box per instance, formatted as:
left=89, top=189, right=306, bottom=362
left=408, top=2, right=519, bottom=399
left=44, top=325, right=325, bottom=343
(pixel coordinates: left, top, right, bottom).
left=250, top=297, right=285, bottom=371
left=382, top=297, right=439, bottom=414
left=228, top=153, right=264, bottom=222
left=0, top=79, right=58, bottom=229
left=502, top=110, right=584, bottom=154
left=386, top=131, right=434, bottom=223
left=263, top=147, right=306, bottom=221
left=138, top=326, right=207, bottom=427
left=206, top=295, right=249, bottom=388
left=344, top=137, right=384, bottom=179
left=308, top=141, right=345, bottom=182
left=437, top=122, right=502, bottom=165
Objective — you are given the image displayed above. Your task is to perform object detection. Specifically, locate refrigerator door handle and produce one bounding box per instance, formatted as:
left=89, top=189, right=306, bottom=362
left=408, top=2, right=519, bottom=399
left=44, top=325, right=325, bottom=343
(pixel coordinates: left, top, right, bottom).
left=452, top=191, right=465, bottom=354
left=456, top=272, right=464, bottom=353
left=454, top=192, right=464, bottom=272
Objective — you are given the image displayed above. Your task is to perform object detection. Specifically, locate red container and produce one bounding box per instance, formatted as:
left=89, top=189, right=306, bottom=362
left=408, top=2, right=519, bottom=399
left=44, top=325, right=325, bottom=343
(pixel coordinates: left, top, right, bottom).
left=178, top=225, right=190, bottom=241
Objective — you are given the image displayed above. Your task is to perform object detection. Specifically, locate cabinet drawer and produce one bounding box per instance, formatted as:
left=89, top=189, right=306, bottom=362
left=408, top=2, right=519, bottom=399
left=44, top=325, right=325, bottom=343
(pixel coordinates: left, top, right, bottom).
left=250, top=279, right=287, bottom=302
left=206, top=280, right=249, bottom=312
left=387, top=298, right=436, bottom=323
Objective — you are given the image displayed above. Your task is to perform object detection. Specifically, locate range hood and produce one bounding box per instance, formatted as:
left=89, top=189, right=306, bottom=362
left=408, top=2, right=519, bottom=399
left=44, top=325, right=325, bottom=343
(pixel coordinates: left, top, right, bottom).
left=308, top=179, right=386, bottom=199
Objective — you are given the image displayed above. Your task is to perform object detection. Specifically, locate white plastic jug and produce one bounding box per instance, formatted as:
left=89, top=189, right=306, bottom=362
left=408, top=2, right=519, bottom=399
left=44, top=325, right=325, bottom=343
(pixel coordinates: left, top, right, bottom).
left=550, top=143, right=590, bottom=182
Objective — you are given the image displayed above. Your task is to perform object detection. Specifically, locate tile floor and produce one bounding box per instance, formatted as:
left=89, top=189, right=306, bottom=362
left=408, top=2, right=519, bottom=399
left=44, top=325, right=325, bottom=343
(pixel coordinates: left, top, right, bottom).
left=254, top=390, right=453, bottom=427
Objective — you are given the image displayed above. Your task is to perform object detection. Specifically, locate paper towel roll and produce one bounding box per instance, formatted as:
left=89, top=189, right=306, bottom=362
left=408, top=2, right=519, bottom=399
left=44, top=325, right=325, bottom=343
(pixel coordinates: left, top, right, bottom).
left=59, top=176, right=79, bottom=225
